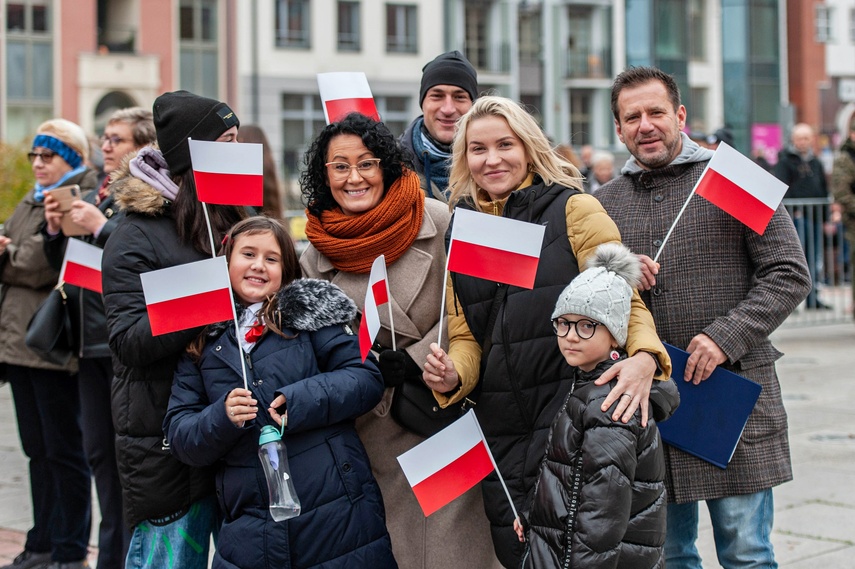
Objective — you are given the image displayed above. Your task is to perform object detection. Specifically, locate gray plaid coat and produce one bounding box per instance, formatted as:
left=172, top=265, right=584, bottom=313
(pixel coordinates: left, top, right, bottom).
left=596, top=161, right=810, bottom=502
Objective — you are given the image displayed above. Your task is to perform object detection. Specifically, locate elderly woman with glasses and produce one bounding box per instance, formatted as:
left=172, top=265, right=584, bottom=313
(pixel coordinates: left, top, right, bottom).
left=300, top=112, right=502, bottom=569
left=0, top=119, right=98, bottom=569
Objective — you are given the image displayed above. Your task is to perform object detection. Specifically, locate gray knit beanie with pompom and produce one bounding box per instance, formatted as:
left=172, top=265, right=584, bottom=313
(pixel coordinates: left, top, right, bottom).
left=551, top=243, right=642, bottom=347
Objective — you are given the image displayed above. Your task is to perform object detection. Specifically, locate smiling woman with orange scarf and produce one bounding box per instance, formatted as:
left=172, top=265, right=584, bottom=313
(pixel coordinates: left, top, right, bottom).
left=300, top=113, right=502, bottom=569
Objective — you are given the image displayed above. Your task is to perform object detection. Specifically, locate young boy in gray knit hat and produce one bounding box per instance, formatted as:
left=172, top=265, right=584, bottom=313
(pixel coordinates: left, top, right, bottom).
left=515, top=243, right=679, bottom=569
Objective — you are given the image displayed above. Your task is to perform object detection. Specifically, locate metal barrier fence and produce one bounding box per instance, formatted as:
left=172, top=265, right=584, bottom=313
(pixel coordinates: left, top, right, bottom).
left=782, top=198, right=852, bottom=326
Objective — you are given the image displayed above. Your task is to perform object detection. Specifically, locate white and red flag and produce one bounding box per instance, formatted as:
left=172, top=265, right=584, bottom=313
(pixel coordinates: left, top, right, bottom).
left=317, top=72, right=380, bottom=124
left=189, top=139, right=263, bottom=207
left=397, top=409, right=497, bottom=516
left=448, top=208, right=546, bottom=289
left=358, top=255, right=392, bottom=362
left=141, top=256, right=233, bottom=336
left=695, top=142, right=788, bottom=235
left=60, top=239, right=103, bottom=293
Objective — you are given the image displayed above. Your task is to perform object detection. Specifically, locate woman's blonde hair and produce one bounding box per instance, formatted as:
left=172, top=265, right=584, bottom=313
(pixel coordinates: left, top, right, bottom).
left=36, top=118, right=90, bottom=163
left=447, top=96, right=583, bottom=212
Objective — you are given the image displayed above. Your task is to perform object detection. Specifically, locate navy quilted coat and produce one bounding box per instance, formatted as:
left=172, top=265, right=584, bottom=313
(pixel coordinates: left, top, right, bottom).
left=164, top=279, right=397, bottom=568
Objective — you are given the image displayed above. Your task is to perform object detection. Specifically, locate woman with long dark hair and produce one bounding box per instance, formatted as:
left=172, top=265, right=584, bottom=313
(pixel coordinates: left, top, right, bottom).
left=100, top=90, right=245, bottom=569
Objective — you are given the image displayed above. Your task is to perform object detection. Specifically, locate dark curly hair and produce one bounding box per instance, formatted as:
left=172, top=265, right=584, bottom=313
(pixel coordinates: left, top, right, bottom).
left=300, top=113, right=413, bottom=216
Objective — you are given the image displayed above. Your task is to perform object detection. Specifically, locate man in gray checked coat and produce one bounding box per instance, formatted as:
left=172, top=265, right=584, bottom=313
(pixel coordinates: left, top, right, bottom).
left=596, top=66, right=811, bottom=569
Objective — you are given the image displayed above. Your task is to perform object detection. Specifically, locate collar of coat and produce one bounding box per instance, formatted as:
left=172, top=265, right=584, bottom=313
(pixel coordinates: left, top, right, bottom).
left=206, top=278, right=357, bottom=339
left=109, top=149, right=171, bottom=216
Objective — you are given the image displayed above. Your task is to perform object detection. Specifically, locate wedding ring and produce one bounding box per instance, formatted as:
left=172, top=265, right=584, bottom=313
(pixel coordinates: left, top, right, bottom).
left=230, top=410, right=235, bottom=416
left=621, top=393, right=633, bottom=399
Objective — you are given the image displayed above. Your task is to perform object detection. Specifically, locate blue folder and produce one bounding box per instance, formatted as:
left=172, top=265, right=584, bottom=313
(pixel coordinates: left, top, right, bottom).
left=657, top=344, right=762, bottom=469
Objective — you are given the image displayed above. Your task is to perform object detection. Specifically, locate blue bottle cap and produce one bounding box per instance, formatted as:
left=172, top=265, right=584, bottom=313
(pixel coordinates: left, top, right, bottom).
left=258, top=425, right=282, bottom=446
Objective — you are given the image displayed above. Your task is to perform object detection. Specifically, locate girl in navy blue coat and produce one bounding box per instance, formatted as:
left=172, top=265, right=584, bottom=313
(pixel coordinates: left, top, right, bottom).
left=164, top=216, right=396, bottom=569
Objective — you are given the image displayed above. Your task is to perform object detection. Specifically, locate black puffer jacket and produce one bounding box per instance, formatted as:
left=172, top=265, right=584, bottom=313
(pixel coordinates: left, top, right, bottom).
left=101, top=159, right=214, bottom=528
left=43, top=189, right=123, bottom=359
left=523, top=359, right=679, bottom=569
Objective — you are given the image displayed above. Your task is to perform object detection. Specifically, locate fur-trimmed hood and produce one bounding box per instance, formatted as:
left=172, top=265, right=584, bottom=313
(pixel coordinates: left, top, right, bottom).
left=208, top=278, right=357, bottom=338
left=110, top=148, right=172, bottom=216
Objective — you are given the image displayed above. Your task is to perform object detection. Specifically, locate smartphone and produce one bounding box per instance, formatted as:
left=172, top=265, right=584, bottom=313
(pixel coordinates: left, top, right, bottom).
left=45, top=185, right=89, bottom=236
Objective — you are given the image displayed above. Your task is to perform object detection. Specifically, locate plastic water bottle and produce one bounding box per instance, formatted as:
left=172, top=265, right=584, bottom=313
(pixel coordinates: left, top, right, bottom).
left=258, top=425, right=300, bottom=521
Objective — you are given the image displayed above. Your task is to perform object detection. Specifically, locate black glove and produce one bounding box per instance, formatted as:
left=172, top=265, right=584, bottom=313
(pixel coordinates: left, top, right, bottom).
left=378, top=349, right=422, bottom=388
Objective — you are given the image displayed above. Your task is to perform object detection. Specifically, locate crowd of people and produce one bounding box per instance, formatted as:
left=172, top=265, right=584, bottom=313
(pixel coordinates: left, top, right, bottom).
left=3, top=49, right=851, bottom=569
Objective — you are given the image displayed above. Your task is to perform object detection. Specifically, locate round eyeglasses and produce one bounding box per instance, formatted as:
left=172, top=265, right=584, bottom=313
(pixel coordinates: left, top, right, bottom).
left=551, top=317, right=602, bottom=339
left=325, top=159, right=381, bottom=181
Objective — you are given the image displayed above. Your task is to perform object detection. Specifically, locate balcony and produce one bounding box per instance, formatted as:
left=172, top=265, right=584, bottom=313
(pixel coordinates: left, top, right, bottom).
left=465, top=42, right=512, bottom=75
left=98, top=26, right=136, bottom=54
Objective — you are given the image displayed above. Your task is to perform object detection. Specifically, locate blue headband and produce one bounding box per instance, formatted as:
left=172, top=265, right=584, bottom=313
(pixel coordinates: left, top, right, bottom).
left=32, top=134, right=83, bottom=169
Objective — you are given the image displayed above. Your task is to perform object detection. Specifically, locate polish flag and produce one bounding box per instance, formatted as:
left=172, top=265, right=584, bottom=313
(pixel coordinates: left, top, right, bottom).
left=398, top=409, right=496, bottom=516
left=317, top=72, right=380, bottom=124
left=448, top=208, right=546, bottom=289
left=695, top=142, right=788, bottom=235
left=189, top=139, right=263, bottom=206
left=60, top=239, right=103, bottom=294
left=141, top=256, right=234, bottom=336
left=358, top=255, right=390, bottom=362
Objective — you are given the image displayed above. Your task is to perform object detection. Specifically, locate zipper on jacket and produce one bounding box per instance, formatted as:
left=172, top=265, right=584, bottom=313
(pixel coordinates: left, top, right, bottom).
left=244, top=351, right=253, bottom=370
left=561, top=453, right=584, bottom=569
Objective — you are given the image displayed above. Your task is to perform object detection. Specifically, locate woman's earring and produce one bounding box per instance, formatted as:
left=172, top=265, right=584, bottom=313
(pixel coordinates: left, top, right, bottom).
left=610, top=349, right=620, bottom=361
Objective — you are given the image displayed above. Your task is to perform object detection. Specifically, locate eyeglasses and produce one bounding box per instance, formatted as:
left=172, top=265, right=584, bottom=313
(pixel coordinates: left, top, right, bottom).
left=100, top=134, right=127, bottom=148
left=552, top=317, right=602, bottom=339
left=325, top=159, right=382, bottom=181
left=27, top=151, right=56, bottom=164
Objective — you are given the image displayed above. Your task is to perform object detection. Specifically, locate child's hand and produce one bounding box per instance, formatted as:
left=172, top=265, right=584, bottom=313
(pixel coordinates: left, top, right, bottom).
left=225, top=388, right=257, bottom=427
left=268, top=394, right=287, bottom=427
left=513, top=517, right=525, bottom=542
left=422, top=342, right=461, bottom=394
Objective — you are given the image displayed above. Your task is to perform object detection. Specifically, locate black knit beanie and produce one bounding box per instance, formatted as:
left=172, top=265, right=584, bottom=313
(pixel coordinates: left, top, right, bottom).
left=419, top=50, right=478, bottom=107
left=153, top=90, right=240, bottom=175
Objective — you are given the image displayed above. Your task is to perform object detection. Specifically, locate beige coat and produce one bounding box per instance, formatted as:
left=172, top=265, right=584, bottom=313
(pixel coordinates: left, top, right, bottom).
left=0, top=170, right=97, bottom=371
left=301, top=198, right=502, bottom=569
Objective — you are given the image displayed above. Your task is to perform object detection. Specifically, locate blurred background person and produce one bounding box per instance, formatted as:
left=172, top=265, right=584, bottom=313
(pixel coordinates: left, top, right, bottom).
left=831, top=117, right=855, bottom=310
left=774, top=123, right=831, bottom=309
left=41, top=107, right=155, bottom=569
left=0, top=118, right=96, bottom=569
left=587, top=150, right=615, bottom=193
left=300, top=113, right=501, bottom=569
left=237, top=124, right=284, bottom=218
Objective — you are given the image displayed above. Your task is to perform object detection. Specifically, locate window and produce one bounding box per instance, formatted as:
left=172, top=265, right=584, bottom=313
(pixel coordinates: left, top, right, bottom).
left=689, top=0, right=706, bottom=61
left=281, top=93, right=327, bottom=177
left=566, top=5, right=612, bottom=79
left=277, top=0, right=310, bottom=48
left=850, top=8, right=855, bottom=42
left=518, top=7, right=541, bottom=65
left=337, top=1, right=360, bottom=52
left=815, top=5, right=833, bottom=43
left=179, top=0, right=219, bottom=98
left=689, top=87, right=707, bottom=129
left=5, top=0, right=53, bottom=142
left=569, top=90, right=592, bottom=146
left=386, top=4, right=417, bottom=53
left=373, top=95, right=411, bottom=136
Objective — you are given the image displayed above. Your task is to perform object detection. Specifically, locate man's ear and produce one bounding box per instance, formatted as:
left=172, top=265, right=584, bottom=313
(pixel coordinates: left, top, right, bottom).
left=615, top=119, right=625, bottom=143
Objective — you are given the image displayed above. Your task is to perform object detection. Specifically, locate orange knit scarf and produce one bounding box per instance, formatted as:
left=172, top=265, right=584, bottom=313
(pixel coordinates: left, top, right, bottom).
left=305, top=169, right=425, bottom=274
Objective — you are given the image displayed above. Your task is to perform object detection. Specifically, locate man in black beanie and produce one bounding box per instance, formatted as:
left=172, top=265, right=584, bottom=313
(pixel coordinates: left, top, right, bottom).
left=153, top=90, right=240, bottom=175
left=401, top=50, right=478, bottom=202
